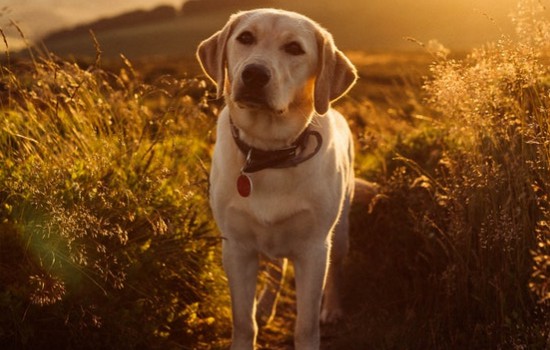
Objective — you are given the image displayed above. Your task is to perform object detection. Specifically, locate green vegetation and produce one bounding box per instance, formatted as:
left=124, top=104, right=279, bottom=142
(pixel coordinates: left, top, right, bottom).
left=329, top=2, right=550, bottom=348
left=1, top=1, right=549, bottom=349
left=0, top=54, right=231, bottom=349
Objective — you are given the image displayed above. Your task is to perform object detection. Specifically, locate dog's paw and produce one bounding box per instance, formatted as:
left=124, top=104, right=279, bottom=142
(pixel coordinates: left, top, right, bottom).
left=320, top=306, right=344, bottom=324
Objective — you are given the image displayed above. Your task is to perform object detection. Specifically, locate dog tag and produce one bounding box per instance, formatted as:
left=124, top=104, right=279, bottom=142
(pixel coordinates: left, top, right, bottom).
left=237, top=174, right=252, bottom=197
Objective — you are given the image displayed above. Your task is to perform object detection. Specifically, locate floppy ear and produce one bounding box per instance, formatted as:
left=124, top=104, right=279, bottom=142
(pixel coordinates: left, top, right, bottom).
left=196, top=14, right=240, bottom=99
left=314, top=33, right=357, bottom=115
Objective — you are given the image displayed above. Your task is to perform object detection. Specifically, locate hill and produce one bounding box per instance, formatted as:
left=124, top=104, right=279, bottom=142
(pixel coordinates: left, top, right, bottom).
left=35, top=0, right=519, bottom=61
left=42, top=5, right=179, bottom=43
left=38, top=0, right=274, bottom=60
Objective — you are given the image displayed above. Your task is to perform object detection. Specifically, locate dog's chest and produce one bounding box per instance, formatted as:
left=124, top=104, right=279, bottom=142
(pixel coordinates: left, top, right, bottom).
left=229, top=196, right=316, bottom=259
left=221, top=169, right=329, bottom=258
left=234, top=168, right=316, bottom=224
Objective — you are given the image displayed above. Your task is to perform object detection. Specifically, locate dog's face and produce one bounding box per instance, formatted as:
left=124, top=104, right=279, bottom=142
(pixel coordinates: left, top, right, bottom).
left=225, top=11, right=318, bottom=117
left=197, top=9, right=356, bottom=145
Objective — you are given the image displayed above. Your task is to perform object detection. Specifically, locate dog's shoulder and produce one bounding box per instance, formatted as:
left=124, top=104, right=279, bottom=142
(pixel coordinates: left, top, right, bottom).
left=315, top=108, right=353, bottom=155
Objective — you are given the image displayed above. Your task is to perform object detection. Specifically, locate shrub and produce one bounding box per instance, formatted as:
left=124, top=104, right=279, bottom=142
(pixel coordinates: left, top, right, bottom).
left=423, top=0, right=550, bottom=310
left=340, top=1, right=549, bottom=348
left=0, top=55, right=229, bottom=349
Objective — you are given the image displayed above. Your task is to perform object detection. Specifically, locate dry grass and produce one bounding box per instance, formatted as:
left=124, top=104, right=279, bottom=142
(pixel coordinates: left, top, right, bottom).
left=326, top=1, right=550, bottom=348
left=0, top=52, right=231, bottom=349
left=0, top=1, right=549, bottom=349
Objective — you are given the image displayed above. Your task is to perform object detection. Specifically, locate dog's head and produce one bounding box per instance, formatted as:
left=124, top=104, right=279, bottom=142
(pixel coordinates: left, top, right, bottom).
left=197, top=9, right=356, bottom=145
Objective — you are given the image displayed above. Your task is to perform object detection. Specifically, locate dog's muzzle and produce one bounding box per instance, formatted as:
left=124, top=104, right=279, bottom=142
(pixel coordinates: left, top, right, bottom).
left=234, top=64, right=271, bottom=109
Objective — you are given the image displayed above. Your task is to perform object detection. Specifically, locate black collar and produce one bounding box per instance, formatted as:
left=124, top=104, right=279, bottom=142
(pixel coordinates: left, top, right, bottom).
left=230, top=118, right=323, bottom=173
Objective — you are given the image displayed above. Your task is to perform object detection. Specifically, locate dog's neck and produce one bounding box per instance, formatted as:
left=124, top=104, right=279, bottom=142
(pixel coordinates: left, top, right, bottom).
left=227, top=104, right=315, bottom=151
left=229, top=116, right=322, bottom=173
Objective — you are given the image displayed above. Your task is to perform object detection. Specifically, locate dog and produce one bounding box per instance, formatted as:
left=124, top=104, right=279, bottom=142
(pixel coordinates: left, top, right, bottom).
left=197, top=8, right=357, bottom=350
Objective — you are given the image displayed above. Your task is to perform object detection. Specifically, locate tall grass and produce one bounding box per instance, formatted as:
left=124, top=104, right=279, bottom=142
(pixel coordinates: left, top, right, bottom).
left=333, top=1, right=549, bottom=348
left=0, top=53, right=229, bottom=348
left=423, top=0, right=550, bottom=309
left=0, top=1, right=549, bottom=349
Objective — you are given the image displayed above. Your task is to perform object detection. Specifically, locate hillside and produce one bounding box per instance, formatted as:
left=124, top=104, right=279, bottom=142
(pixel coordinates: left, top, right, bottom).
left=38, top=0, right=273, bottom=60
left=35, top=0, right=519, bottom=60
left=42, top=5, right=179, bottom=43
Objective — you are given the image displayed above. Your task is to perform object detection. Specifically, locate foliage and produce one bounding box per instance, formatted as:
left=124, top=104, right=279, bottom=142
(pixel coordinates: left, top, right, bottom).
left=423, top=0, right=550, bottom=309
left=336, top=1, right=550, bottom=348
left=1, top=1, right=549, bottom=349
left=0, top=54, right=230, bottom=349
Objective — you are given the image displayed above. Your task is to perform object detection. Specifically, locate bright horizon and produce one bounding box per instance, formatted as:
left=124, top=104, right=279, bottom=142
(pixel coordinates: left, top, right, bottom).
left=0, top=0, right=545, bottom=52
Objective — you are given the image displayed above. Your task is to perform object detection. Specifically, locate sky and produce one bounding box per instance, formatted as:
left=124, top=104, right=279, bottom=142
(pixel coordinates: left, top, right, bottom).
left=0, top=0, right=545, bottom=52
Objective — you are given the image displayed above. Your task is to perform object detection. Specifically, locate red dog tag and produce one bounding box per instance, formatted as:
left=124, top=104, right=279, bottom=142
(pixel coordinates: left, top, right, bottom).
left=237, top=174, right=252, bottom=197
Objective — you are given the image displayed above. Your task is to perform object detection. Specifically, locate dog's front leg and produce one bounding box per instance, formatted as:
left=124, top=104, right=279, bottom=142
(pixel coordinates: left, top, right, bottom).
left=293, top=243, right=329, bottom=350
left=222, top=240, right=259, bottom=350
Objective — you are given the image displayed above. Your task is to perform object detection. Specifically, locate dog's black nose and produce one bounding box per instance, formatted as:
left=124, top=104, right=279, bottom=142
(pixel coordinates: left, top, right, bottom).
left=242, top=64, right=271, bottom=88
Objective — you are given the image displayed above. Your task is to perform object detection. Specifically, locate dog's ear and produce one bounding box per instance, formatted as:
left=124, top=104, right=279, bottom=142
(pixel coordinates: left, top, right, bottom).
left=196, top=14, right=241, bottom=99
left=314, top=32, right=357, bottom=115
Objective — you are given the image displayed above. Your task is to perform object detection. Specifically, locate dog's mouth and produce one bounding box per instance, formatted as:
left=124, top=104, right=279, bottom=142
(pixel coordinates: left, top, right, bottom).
left=234, top=88, right=270, bottom=107
left=234, top=93, right=268, bottom=109
left=233, top=89, right=285, bottom=115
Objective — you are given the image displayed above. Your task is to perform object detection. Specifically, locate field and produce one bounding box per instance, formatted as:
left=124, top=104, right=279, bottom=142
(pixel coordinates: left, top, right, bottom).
left=1, top=2, right=550, bottom=349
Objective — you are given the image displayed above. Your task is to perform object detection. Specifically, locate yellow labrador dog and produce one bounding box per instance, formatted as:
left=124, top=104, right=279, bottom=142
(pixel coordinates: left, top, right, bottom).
left=197, top=8, right=357, bottom=350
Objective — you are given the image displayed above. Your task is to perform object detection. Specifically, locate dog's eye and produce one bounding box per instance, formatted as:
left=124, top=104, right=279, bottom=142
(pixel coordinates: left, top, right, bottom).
left=236, top=31, right=255, bottom=45
left=283, top=41, right=305, bottom=56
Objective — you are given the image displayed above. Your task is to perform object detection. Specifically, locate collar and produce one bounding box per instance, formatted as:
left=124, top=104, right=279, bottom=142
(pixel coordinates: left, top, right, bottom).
left=230, top=117, right=323, bottom=173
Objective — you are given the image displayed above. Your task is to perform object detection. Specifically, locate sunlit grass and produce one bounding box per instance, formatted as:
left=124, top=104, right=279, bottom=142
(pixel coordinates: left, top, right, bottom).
left=331, top=1, right=549, bottom=348
left=0, top=51, right=231, bottom=348
left=0, top=0, right=549, bottom=349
